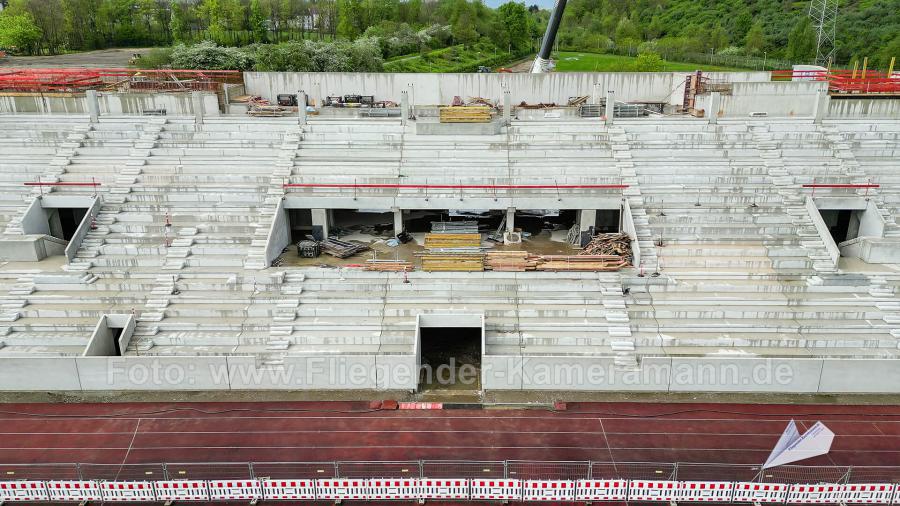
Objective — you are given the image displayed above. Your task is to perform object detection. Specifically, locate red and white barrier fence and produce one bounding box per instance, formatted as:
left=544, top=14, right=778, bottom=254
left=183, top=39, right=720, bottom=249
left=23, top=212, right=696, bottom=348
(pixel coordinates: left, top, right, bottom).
left=154, top=480, right=210, bottom=502
left=523, top=480, right=576, bottom=501
left=576, top=479, right=629, bottom=501
left=471, top=479, right=522, bottom=500
left=733, top=482, right=791, bottom=503
left=1, top=477, right=899, bottom=502
left=0, top=481, right=49, bottom=502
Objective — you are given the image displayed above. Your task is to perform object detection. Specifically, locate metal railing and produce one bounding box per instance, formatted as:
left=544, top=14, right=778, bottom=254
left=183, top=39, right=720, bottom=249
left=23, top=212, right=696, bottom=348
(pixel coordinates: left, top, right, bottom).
left=2, top=461, right=897, bottom=484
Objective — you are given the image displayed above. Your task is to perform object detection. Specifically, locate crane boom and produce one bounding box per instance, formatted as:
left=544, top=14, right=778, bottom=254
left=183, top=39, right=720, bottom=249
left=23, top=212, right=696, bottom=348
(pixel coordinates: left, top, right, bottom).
left=530, top=0, right=568, bottom=73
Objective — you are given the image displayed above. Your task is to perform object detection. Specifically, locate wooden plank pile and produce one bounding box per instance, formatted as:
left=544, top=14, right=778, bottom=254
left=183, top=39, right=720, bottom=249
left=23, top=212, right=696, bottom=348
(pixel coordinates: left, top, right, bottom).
left=439, top=106, right=492, bottom=123
left=418, top=253, right=485, bottom=272
left=534, top=254, right=628, bottom=271
left=321, top=238, right=369, bottom=258
left=431, top=221, right=479, bottom=234
left=484, top=251, right=537, bottom=272
left=423, top=233, right=481, bottom=251
left=364, top=259, right=413, bottom=272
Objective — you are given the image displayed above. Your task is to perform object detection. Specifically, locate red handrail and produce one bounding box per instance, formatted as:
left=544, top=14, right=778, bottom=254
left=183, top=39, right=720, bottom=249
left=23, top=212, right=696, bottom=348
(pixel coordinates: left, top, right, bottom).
left=283, top=183, right=628, bottom=189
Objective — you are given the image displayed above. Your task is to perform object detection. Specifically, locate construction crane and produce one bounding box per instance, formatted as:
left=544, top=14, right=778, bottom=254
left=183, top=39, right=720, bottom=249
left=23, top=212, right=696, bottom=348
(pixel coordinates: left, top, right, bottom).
left=530, top=0, right=568, bottom=73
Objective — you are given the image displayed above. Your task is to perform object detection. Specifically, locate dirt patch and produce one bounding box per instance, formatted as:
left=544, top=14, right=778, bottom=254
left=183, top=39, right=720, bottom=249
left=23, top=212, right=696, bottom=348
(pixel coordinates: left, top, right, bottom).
left=1, top=48, right=155, bottom=68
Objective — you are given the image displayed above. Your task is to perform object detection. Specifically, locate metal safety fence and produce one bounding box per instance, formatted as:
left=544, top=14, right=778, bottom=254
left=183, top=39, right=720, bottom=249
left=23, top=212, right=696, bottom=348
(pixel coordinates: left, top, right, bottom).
left=1, top=461, right=897, bottom=484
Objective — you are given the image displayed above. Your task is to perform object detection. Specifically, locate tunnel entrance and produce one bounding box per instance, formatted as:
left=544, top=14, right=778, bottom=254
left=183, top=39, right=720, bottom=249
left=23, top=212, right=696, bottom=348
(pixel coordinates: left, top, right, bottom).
left=49, top=207, right=87, bottom=241
left=419, top=316, right=483, bottom=395
left=819, top=209, right=860, bottom=245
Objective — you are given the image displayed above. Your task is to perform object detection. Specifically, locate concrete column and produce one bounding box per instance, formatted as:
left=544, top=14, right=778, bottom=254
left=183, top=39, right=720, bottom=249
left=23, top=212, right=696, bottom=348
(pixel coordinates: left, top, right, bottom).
left=298, top=90, right=307, bottom=125
left=578, top=209, right=596, bottom=247
left=605, top=91, right=615, bottom=125
left=392, top=207, right=404, bottom=236
left=191, top=91, right=204, bottom=124
left=813, top=88, right=829, bottom=123
left=400, top=90, right=409, bottom=126
left=579, top=209, right=596, bottom=232
left=707, top=92, right=721, bottom=124
left=85, top=90, right=100, bottom=123
left=311, top=209, right=330, bottom=240
left=592, top=83, right=602, bottom=105
left=502, top=89, right=511, bottom=126
left=506, top=207, right=515, bottom=233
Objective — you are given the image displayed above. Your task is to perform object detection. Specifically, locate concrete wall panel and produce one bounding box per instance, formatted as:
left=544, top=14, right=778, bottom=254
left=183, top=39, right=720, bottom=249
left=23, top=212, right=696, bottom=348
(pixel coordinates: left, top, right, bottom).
left=76, top=356, right=231, bottom=390
left=817, top=359, right=900, bottom=393
left=667, top=357, right=823, bottom=393
left=0, top=358, right=81, bottom=390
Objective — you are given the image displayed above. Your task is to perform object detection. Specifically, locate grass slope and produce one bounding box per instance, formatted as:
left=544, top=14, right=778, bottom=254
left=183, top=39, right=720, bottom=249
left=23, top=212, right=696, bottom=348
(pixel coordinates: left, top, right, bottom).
left=553, top=52, right=741, bottom=72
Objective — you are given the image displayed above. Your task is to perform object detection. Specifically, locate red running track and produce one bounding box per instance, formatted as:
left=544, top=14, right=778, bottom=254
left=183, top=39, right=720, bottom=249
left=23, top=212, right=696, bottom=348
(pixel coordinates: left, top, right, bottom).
left=0, top=401, right=899, bottom=467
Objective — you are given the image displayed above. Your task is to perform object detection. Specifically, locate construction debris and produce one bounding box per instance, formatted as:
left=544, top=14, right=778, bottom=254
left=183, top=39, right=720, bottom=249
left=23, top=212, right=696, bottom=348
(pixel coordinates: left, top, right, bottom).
left=579, top=232, right=632, bottom=263
left=439, top=106, right=493, bottom=123
left=364, top=259, right=413, bottom=272
left=321, top=238, right=370, bottom=258
left=567, top=96, right=589, bottom=106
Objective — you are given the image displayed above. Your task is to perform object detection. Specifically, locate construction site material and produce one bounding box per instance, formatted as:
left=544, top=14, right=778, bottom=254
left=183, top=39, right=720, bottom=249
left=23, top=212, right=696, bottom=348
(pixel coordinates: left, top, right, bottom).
left=567, top=96, right=589, bottom=106
left=580, top=232, right=632, bottom=258
left=439, top=106, right=492, bottom=123
left=247, top=96, right=287, bottom=116
left=418, top=253, right=485, bottom=272
left=321, top=238, right=369, bottom=258
left=431, top=221, right=479, bottom=234
left=423, top=233, right=481, bottom=250
left=534, top=254, right=629, bottom=271
left=0, top=68, right=240, bottom=93
left=484, top=251, right=537, bottom=272
left=364, top=259, right=413, bottom=272
left=297, top=240, right=320, bottom=258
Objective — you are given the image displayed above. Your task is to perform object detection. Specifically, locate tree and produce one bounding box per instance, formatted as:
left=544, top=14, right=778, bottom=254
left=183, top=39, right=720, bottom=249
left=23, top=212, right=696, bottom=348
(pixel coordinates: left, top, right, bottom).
left=708, top=23, right=729, bottom=52
left=0, top=13, right=43, bottom=54
left=744, top=22, right=765, bottom=55
left=249, top=0, right=268, bottom=43
left=494, top=1, right=530, bottom=53
left=786, top=17, right=816, bottom=62
left=336, top=0, right=360, bottom=39
left=614, top=16, right=639, bottom=43
left=169, top=0, right=188, bottom=43
left=632, top=51, right=664, bottom=71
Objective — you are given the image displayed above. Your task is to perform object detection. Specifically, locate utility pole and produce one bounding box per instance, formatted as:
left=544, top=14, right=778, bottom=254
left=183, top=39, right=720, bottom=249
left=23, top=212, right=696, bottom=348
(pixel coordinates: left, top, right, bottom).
left=808, top=0, right=838, bottom=66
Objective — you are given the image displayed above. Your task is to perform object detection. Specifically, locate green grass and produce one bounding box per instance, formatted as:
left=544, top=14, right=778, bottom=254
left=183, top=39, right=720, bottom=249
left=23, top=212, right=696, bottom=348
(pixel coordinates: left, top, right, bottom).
left=384, top=43, right=519, bottom=73
left=552, top=51, right=742, bottom=72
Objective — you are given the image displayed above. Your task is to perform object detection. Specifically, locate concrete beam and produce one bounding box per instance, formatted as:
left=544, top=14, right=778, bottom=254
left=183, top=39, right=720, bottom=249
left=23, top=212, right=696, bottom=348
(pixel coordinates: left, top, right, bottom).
left=297, top=90, right=307, bottom=125
left=707, top=92, right=721, bottom=124
left=311, top=208, right=330, bottom=240
left=506, top=207, right=515, bottom=233
left=191, top=91, right=204, bottom=124
left=605, top=91, right=615, bottom=125
left=813, top=88, right=829, bottom=123
left=85, top=90, right=100, bottom=122
left=502, top=89, right=511, bottom=126
left=400, top=90, right=409, bottom=126
left=392, top=207, right=404, bottom=236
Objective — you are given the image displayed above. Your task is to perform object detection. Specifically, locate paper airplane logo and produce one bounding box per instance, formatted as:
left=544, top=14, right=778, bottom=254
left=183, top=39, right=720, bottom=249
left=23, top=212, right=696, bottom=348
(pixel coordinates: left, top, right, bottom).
left=763, top=420, right=835, bottom=469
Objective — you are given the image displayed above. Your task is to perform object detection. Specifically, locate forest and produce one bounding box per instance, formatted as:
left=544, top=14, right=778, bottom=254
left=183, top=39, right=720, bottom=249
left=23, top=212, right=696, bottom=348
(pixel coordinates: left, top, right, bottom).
left=0, top=0, right=897, bottom=71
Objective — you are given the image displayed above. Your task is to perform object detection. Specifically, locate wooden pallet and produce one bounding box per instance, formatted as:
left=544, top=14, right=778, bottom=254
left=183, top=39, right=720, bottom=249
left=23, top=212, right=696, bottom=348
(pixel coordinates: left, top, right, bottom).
left=364, top=259, right=413, bottom=272
left=484, top=251, right=537, bottom=272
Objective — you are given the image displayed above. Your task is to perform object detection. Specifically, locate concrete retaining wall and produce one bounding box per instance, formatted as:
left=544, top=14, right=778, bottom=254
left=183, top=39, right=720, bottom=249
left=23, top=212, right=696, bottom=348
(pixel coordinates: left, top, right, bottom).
left=0, top=353, right=418, bottom=391
left=265, top=199, right=291, bottom=266
left=0, top=92, right=221, bottom=116
left=64, top=196, right=101, bottom=262
left=827, top=98, right=900, bottom=118
left=243, top=71, right=769, bottom=107
left=697, top=81, right=827, bottom=118
left=482, top=355, right=900, bottom=393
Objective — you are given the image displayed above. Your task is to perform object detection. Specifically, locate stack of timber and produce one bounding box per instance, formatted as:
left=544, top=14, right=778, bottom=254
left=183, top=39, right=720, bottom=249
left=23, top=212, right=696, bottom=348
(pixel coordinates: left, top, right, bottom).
left=484, top=251, right=537, bottom=272
left=423, top=233, right=482, bottom=251
left=431, top=221, right=479, bottom=234
left=321, top=238, right=369, bottom=258
left=579, top=232, right=633, bottom=264
left=439, top=106, right=492, bottom=123
left=418, top=253, right=485, bottom=272
left=534, top=255, right=628, bottom=271
left=364, top=259, right=413, bottom=272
